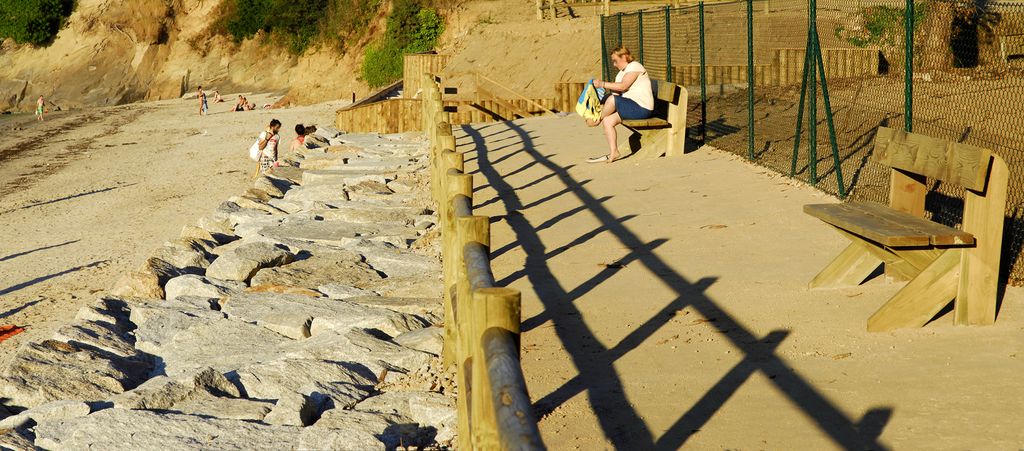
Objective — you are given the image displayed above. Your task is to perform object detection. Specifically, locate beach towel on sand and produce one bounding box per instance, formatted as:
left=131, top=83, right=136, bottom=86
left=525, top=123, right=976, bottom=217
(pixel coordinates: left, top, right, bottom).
left=575, top=80, right=605, bottom=122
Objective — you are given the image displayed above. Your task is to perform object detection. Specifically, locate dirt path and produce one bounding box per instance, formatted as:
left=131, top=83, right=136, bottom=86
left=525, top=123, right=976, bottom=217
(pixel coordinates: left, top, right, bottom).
left=0, top=95, right=348, bottom=367
left=461, top=115, right=1024, bottom=450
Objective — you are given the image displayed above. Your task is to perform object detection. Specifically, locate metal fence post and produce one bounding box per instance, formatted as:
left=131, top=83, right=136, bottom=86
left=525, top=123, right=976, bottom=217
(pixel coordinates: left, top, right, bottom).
left=746, top=0, right=755, bottom=160
left=808, top=0, right=818, bottom=185
left=617, top=13, right=623, bottom=48
left=665, top=6, right=672, bottom=82
left=601, top=15, right=610, bottom=82
left=904, top=0, right=914, bottom=132
left=699, top=1, right=707, bottom=144
left=637, top=12, right=645, bottom=64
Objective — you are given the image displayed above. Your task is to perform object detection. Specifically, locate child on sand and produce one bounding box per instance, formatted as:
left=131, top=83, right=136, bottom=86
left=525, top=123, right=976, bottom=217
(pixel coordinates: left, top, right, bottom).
left=251, top=119, right=282, bottom=175
left=197, top=86, right=208, bottom=116
left=35, top=96, right=45, bottom=122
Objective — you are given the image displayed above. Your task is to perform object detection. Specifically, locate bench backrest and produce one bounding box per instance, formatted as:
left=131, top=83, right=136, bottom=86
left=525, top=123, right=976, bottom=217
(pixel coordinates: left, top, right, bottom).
left=872, top=127, right=992, bottom=192
left=650, top=80, right=684, bottom=120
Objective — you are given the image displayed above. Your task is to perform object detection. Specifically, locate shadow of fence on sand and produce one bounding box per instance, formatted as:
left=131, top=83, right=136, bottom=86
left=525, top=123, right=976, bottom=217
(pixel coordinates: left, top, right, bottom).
left=460, top=120, right=892, bottom=450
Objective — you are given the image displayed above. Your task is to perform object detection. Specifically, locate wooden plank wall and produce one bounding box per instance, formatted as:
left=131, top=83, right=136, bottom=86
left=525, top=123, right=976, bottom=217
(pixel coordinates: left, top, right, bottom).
left=673, top=47, right=880, bottom=87
left=403, top=54, right=452, bottom=98
left=554, top=82, right=588, bottom=113
left=336, top=97, right=558, bottom=134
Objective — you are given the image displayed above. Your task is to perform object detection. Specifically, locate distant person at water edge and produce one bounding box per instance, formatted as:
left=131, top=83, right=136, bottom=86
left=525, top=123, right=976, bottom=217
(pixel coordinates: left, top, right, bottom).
left=197, top=86, right=209, bottom=116
left=251, top=119, right=282, bottom=174
left=585, top=46, right=654, bottom=164
left=36, top=96, right=45, bottom=122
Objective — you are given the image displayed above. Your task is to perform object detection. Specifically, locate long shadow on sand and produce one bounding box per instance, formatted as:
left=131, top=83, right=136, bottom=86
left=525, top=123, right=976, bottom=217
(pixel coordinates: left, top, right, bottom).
left=0, top=260, right=108, bottom=297
left=461, top=120, right=892, bottom=450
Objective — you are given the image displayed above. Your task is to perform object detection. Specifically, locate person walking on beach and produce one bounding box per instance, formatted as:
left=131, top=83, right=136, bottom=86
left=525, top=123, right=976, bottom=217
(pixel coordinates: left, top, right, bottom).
left=586, top=46, right=654, bottom=164
left=251, top=119, right=282, bottom=175
left=197, top=86, right=208, bottom=116
left=35, top=96, right=45, bottom=122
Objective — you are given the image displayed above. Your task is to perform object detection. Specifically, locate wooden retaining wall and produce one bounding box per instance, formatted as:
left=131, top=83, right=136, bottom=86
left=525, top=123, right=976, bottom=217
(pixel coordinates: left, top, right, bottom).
left=336, top=97, right=558, bottom=134
left=403, top=53, right=452, bottom=98
left=674, top=47, right=881, bottom=86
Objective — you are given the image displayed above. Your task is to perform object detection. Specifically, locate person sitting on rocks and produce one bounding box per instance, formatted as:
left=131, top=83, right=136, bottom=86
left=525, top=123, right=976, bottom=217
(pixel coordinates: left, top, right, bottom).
left=289, top=124, right=307, bottom=153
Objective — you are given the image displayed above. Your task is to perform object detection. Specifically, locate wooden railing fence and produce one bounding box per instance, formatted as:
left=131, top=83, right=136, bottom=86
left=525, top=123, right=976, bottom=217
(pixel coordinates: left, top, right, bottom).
left=422, top=74, right=547, bottom=451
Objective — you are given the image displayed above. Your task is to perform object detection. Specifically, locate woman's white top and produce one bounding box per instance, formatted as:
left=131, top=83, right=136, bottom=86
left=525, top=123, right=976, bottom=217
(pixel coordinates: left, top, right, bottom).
left=615, top=61, right=654, bottom=111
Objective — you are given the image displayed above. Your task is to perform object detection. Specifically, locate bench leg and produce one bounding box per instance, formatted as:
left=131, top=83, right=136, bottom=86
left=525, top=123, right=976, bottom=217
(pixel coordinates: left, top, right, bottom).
left=618, top=128, right=667, bottom=159
left=867, top=248, right=962, bottom=332
left=809, top=242, right=882, bottom=289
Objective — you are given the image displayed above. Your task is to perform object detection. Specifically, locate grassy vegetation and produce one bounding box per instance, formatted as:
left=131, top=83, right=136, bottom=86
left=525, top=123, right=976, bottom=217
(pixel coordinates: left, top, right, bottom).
left=215, top=0, right=381, bottom=55
left=835, top=4, right=928, bottom=48
left=361, top=0, right=445, bottom=88
left=0, top=0, right=75, bottom=46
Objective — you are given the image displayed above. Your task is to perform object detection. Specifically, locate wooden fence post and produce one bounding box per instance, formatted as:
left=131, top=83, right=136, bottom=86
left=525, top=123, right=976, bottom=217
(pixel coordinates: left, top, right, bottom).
left=455, top=215, right=490, bottom=451
left=442, top=172, right=473, bottom=367
left=471, top=287, right=521, bottom=449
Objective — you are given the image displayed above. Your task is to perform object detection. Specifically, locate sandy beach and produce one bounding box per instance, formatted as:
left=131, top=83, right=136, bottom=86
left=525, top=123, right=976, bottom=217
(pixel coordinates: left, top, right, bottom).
left=0, top=95, right=348, bottom=367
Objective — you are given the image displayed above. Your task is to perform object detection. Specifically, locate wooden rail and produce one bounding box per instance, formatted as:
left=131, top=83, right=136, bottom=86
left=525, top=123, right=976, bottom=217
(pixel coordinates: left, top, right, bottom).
left=422, top=73, right=547, bottom=451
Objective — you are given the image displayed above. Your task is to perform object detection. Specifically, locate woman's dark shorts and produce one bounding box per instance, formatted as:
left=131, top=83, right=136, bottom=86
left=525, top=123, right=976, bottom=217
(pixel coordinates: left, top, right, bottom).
left=615, top=96, right=654, bottom=120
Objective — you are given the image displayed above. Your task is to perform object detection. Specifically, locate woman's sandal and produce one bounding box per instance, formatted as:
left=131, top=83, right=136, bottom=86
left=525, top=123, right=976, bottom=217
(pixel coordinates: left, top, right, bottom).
left=586, top=154, right=617, bottom=163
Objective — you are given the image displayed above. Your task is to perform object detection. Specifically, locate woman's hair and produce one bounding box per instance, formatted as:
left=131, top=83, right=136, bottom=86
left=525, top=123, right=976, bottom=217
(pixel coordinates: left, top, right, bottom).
left=295, top=124, right=306, bottom=135
left=610, top=46, right=634, bottom=63
left=270, top=119, right=282, bottom=128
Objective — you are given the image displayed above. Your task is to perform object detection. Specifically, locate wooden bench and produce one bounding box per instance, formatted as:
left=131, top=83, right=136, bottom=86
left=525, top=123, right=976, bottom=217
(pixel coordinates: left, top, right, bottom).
left=619, top=79, right=688, bottom=159
left=804, top=127, right=1009, bottom=332
left=1000, top=33, right=1024, bottom=62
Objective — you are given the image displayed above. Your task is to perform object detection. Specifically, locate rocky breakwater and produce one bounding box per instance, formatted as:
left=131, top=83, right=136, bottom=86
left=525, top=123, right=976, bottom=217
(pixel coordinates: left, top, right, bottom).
left=0, top=128, right=457, bottom=450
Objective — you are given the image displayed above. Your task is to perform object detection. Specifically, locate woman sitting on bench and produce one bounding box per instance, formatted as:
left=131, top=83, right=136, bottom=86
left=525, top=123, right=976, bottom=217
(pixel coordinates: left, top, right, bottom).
left=587, top=46, right=654, bottom=163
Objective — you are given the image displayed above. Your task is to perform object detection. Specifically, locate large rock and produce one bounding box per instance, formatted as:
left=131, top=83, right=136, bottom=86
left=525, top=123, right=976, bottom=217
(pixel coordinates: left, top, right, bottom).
left=130, top=302, right=226, bottom=354
left=301, top=170, right=390, bottom=186
left=110, top=367, right=240, bottom=410
left=267, top=165, right=305, bottom=184
left=254, top=175, right=292, bottom=198
left=229, top=195, right=288, bottom=215
left=172, top=393, right=273, bottom=421
left=278, top=328, right=433, bottom=375
left=196, top=217, right=238, bottom=244
left=0, top=340, right=150, bottom=408
left=318, top=284, right=376, bottom=300
left=365, top=275, right=443, bottom=298
left=345, top=296, right=443, bottom=322
left=356, top=391, right=457, bottom=445
left=0, top=399, right=91, bottom=430
left=215, top=201, right=271, bottom=227
left=220, top=292, right=428, bottom=338
left=233, top=358, right=375, bottom=401
left=348, top=241, right=439, bottom=279
left=152, top=239, right=214, bottom=271
left=256, top=219, right=419, bottom=249
left=301, top=381, right=374, bottom=412
left=312, top=409, right=424, bottom=449
left=292, top=203, right=428, bottom=225
left=263, top=392, right=317, bottom=426
left=34, top=409, right=389, bottom=451
left=205, top=242, right=294, bottom=282
left=74, top=296, right=134, bottom=332
left=281, top=183, right=350, bottom=202
left=110, top=257, right=202, bottom=299
left=52, top=319, right=137, bottom=358
left=248, top=252, right=383, bottom=291
left=164, top=275, right=246, bottom=303
left=393, top=327, right=444, bottom=356
left=157, top=318, right=294, bottom=377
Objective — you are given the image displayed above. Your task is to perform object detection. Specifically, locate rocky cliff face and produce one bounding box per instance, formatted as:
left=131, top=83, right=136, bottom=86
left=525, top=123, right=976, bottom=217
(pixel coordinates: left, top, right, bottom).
left=0, top=0, right=379, bottom=111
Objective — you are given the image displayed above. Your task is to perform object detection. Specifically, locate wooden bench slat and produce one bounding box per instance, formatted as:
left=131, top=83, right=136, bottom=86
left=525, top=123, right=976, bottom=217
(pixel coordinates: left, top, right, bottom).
left=622, top=118, right=671, bottom=129
left=873, top=127, right=992, bottom=192
left=849, top=202, right=975, bottom=246
left=804, top=202, right=975, bottom=248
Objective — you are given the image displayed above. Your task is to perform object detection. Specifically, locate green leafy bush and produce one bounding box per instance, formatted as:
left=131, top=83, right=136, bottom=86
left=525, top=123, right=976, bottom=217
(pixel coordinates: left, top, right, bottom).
left=835, top=4, right=928, bottom=48
left=0, top=0, right=75, bottom=46
left=361, top=0, right=445, bottom=88
left=217, top=0, right=379, bottom=55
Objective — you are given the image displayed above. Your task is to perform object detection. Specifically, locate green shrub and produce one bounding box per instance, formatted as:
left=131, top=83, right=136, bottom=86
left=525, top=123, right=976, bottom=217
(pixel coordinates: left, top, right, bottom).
left=0, top=0, right=75, bottom=46
left=361, top=1, right=445, bottom=88
left=218, top=0, right=379, bottom=54
left=836, top=4, right=928, bottom=48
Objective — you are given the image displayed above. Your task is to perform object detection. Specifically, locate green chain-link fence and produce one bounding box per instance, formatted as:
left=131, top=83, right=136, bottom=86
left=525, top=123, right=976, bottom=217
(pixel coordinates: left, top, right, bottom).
left=602, top=0, right=1024, bottom=285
